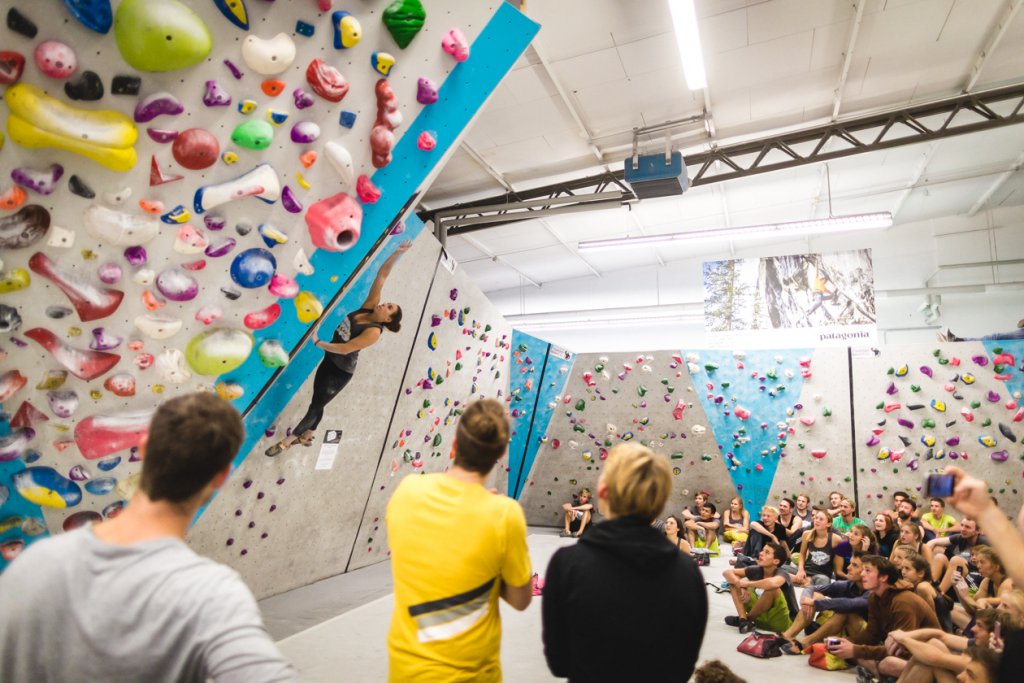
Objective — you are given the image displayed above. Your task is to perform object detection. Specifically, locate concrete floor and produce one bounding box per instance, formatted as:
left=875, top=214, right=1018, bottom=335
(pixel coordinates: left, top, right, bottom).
left=266, top=528, right=854, bottom=681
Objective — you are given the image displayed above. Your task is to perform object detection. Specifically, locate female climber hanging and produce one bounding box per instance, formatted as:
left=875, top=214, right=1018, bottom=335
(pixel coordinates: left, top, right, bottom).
left=265, top=241, right=412, bottom=457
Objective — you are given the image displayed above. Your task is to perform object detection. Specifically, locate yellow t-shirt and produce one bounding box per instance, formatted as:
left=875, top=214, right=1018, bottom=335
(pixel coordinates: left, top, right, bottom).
left=921, top=512, right=957, bottom=537
left=386, top=473, right=532, bottom=682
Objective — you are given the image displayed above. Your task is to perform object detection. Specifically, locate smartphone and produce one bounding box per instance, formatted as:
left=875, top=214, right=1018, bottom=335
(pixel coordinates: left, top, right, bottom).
left=925, top=473, right=955, bottom=498
left=995, top=621, right=1002, bottom=642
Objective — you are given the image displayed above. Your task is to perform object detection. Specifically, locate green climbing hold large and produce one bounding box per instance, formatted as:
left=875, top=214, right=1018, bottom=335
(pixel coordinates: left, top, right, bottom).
left=231, top=119, right=274, bottom=150
left=922, top=418, right=936, bottom=428
left=432, top=433, right=442, bottom=447
left=574, top=399, right=586, bottom=411
left=184, top=328, right=254, bottom=375
left=382, top=0, right=426, bottom=49
left=637, top=385, right=647, bottom=397
left=114, top=0, right=212, bottom=72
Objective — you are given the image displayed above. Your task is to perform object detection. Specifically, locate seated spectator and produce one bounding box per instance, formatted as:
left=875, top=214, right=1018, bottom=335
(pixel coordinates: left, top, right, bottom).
left=848, top=523, right=880, bottom=555
left=827, top=490, right=844, bottom=518
left=789, top=493, right=814, bottom=549
left=832, top=498, right=866, bottom=537
left=889, top=609, right=1014, bottom=683
left=777, top=551, right=869, bottom=655
left=890, top=521, right=933, bottom=566
left=941, top=318, right=1024, bottom=341
left=692, top=659, right=747, bottom=683
left=682, top=490, right=717, bottom=522
left=895, top=497, right=920, bottom=526
left=663, top=515, right=692, bottom=554
left=928, top=517, right=986, bottom=590
left=542, top=443, right=708, bottom=682
left=0, top=393, right=299, bottom=683
left=687, top=503, right=721, bottom=556
left=950, top=545, right=1011, bottom=630
left=943, top=466, right=1024, bottom=682
left=740, top=505, right=791, bottom=564
left=560, top=487, right=595, bottom=537
left=722, top=543, right=798, bottom=634
left=874, top=513, right=900, bottom=559
left=885, top=491, right=912, bottom=525
left=722, top=497, right=750, bottom=546
left=921, top=497, right=960, bottom=541
left=792, top=509, right=842, bottom=587
left=824, top=555, right=940, bottom=681
left=899, top=551, right=943, bottom=616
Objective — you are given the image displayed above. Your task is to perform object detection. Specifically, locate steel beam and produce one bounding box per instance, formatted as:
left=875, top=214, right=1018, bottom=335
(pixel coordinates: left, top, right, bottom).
left=422, top=82, right=1024, bottom=233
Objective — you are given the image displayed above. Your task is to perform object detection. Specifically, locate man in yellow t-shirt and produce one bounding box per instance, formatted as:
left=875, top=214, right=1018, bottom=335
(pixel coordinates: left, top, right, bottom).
left=386, top=399, right=533, bottom=682
left=920, top=497, right=961, bottom=540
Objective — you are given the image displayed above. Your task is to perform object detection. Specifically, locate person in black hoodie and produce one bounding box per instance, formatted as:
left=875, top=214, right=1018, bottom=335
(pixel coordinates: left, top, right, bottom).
left=541, top=443, right=708, bottom=682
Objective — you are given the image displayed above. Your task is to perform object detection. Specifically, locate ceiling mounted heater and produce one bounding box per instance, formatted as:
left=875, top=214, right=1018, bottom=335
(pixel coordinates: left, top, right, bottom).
left=624, top=150, right=690, bottom=200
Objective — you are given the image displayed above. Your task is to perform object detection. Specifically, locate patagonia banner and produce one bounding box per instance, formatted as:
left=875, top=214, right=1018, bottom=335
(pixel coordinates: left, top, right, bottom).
left=702, top=249, right=876, bottom=348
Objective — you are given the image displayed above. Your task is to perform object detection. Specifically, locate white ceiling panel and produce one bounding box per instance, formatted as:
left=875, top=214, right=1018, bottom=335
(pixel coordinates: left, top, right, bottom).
left=616, top=32, right=681, bottom=78
left=462, top=220, right=562, bottom=254
left=746, top=0, right=854, bottom=45
left=498, top=245, right=597, bottom=281
left=551, top=48, right=628, bottom=91
left=457, top=259, right=528, bottom=293
left=502, top=65, right=560, bottom=105
left=700, top=5, right=749, bottom=54
left=707, top=30, right=815, bottom=92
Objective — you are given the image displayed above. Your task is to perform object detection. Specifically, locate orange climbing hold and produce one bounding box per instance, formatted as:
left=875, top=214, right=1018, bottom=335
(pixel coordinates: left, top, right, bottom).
left=261, top=79, right=285, bottom=97
left=0, top=186, right=27, bottom=210
left=300, top=150, right=317, bottom=168
left=138, top=199, right=164, bottom=214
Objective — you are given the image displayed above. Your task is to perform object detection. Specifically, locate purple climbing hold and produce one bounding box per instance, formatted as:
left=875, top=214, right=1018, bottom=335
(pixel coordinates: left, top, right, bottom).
left=293, top=88, right=315, bottom=110
left=290, top=121, right=320, bottom=144
left=124, top=246, right=147, bottom=267
left=449, top=288, right=458, bottom=301
left=12, top=164, right=64, bottom=195
left=90, top=327, right=122, bottom=351
left=431, top=314, right=441, bottom=327
left=897, top=417, right=914, bottom=429
left=987, top=390, right=1001, bottom=403
left=204, top=214, right=226, bottom=231
left=134, top=92, right=184, bottom=123
left=972, top=355, right=989, bottom=367
left=202, top=79, right=232, bottom=106
left=281, top=186, right=303, bottom=213
left=146, top=128, right=178, bottom=144
left=991, top=450, right=1009, bottom=462
left=886, top=381, right=898, bottom=395
left=204, top=237, right=236, bottom=258
left=224, top=59, right=244, bottom=79
left=945, top=436, right=960, bottom=446
left=96, top=262, right=122, bottom=284
left=416, top=76, right=438, bottom=104
left=920, top=366, right=933, bottom=378
left=390, top=222, right=405, bottom=236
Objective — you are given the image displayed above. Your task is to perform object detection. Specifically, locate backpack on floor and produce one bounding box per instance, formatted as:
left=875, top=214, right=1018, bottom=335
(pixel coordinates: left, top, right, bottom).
left=736, top=632, right=782, bottom=659
left=807, top=643, right=849, bottom=671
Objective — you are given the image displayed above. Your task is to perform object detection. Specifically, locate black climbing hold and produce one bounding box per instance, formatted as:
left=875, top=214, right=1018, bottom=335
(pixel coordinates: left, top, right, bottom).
left=946, top=421, right=957, bottom=428
left=876, top=419, right=886, bottom=426
left=64, top=70, right=104, bottom=101
left=999, top=423, right=1017, bottom=443
left=7, top=8, right=37, bottom=38
left=111, top=75, right=141, bottom=95
left=68, top=174, right=95, bottom=199
left=221, top=286, right=241, bottom=300
left=899, top=436, right=911, bottom=447
left=952, top=392, right=963, bottom=400
left=46, top=305, right=73, bottom=319
left=907, top=403, right=924, bottom=411
left=235, top=222, right=252, bottom=236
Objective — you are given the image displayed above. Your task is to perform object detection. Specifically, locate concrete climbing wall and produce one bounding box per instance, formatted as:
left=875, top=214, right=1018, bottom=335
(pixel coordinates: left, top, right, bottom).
left=187, top=221, right=436, bottom=598
left=0, top=0, right=538, bottom=572
left=851, top=340, right=1024, bottom=519
left=347, top=255, right=512, bottom=571
left=517, top=350, right=738, bottom=525
left=763, top=347, right=857, bottom=510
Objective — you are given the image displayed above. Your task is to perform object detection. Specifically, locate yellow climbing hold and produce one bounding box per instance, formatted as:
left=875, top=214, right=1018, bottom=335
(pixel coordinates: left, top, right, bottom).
left=294, top=291, right=323, bottom=323
left=296, top=171, right=311, bottom=190
left=222, top=151, right=239, bottom=165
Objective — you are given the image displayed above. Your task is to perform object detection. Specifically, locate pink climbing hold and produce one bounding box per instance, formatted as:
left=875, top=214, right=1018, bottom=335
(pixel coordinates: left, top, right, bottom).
left=75, top=410, right=154, bottom=460
left=441, top=27, right=469, bottom=62
left=34, top=40, right=77, bottom=79
left=799, top=416, right=815, bottom=426
left=811, top=450, right=826, bottom=459
left=356, top=175, right=381, bottom=204
left=370, top=79, right=401, bottom=168
left=884, top=403, right=902, bottom=413
left=305, top=192, right=362, bottom=252
left=672, top=399, right=685, bottom=421
left=417, top=130, right=436, bottom=151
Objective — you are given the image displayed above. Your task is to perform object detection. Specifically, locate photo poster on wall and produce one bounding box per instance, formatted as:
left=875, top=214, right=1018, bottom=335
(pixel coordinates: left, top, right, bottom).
left=703, top=249, right=877, bottom=348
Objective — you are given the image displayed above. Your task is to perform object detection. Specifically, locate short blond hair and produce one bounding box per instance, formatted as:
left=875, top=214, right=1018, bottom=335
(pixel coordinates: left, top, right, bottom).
left=601, top=444, right=671, bottom=521
left=762, top=505, right=780, bottom=517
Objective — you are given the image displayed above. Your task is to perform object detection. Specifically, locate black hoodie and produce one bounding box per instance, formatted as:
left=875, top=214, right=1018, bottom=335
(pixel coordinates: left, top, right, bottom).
left=541, top=516, right=708, bottom=682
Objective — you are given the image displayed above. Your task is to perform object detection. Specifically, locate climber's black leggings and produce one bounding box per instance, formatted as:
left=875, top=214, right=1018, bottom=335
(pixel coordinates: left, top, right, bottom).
left=293, top=361, right=354, bottom=436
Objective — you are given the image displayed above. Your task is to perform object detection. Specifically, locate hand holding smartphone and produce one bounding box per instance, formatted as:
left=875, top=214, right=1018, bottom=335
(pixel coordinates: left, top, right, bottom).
left=925, top=473, right=955, bottom=498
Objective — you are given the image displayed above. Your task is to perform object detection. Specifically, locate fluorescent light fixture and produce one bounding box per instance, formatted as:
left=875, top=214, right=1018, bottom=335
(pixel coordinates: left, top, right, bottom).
left=668, top=0, right=707, bottom=90
left=577, top=212, right=893, bottom=251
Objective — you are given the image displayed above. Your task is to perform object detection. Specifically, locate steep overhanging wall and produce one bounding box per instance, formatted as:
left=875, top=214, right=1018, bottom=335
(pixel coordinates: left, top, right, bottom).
left=0, top=0, right=539, bottom=574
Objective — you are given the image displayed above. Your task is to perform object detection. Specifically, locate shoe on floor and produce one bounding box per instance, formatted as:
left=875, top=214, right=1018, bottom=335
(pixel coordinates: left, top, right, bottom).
left=738, top=619, right=756, bottom=634
left=855, top=664, right=877, bottom=683
left=724, top=615, right=741, bottom=627
left=780, top=640, right=805, bottom=655
left=559, top=530, right=572, bottom=538
left=264, top=443, right=285, bottom=457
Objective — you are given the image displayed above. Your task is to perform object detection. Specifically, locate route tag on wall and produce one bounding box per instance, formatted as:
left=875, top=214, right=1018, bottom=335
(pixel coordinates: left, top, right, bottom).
left=315, top=429, right=343, bottom=470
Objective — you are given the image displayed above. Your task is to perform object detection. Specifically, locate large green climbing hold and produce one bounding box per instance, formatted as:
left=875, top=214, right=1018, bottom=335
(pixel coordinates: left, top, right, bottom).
left=573, top=424, right=585, bottom=433
left=231, top=119, right=274, bottom=150
left=637, top=385, right=648, bottom=397
left=185, top=328, right=254, bottom=375
left=432, top=433, right=442, bottom=447
left=382, top=0, right=426, bottom=49
left=114, top=0, right=212, bottom=72
left=922, top=418, right=936, bottom=428
left=574, top=399, right=586, bottom=411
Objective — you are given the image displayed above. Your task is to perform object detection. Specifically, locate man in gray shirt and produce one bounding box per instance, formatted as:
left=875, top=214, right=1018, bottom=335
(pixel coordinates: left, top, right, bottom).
left=0, top=392, right=298, bottom=683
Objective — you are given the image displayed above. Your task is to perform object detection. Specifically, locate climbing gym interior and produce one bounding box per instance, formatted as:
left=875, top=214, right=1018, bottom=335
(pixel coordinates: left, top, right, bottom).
left=1, top=1, right=1023, bottom=681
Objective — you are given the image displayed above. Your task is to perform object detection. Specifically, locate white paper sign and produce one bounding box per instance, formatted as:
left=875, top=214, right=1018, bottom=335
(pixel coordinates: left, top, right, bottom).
left=314, top=430, right=342, bottom=470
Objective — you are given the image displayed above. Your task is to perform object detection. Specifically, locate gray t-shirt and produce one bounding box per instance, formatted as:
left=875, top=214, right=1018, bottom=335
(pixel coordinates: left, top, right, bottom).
left=0, top=526, right=298, bottom=683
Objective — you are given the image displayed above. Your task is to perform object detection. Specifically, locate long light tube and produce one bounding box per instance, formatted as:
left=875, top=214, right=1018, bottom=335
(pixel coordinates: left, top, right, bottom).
left=668, top=0, right=707, bottom=91
left=577, top=212, right=893, bottom=251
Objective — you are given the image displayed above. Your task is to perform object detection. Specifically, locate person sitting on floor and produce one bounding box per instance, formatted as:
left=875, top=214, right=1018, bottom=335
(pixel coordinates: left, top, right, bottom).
left=560, top=487, right=594, bottom=538
left=950, top=545, right=1012, bottom=631
left=941, top=318, right=1024, bottom=342
left=888, top=607, right=1018, bottom=683
left=687, top=503, right=722, bottom=557
left=875, top=513, right=901, bottom=559
left=692, top=659, right=747, bottom=683
left=899, top=551, right=947, bottom=625
left=827, top=491, right=844, bottom=518
left=789, top=493, right=814, bottom=549
left=894, top=497, right=920, bottom=526
left=891, top=521, right=933, bottom=566
left=722, top=497, right=750, bottom=547
left=682, top=490, right=717, bottom=522
left=885, top=491, right=911, bottom=525
left=928, top=517, right=986, bottom=590
left=663, top=515, right=692, bottom=555
left=777, top=551, right=869, bottom=655
left=541, top=444, right=708, bottom=682
left=920, top=497, right=961, bottom=541
left=791, top=508, right=843, bottom=588
left=737, top=505, right=791, bottom=567
left=832, top=498, right=866, bottom=537
left=722, top=543, right=798, bottom=635
left=825, top=555, right=940, bottom=682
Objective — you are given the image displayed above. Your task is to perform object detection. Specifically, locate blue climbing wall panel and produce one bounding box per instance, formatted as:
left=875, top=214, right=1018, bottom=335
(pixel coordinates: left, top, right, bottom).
left=0, top=416, right=50, bottom=572
left=690, top=348, right=812, bottom=513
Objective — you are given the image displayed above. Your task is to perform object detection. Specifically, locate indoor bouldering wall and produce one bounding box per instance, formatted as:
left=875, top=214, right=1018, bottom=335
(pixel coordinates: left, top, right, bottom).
left=517, top=350, right=739, bottom=526
left=851, top=340, right=1024, bottom=519
left=187, top=219, right=436, bottom=598
left=0, top=0, right=538, bottom=575
left=346, top=251, right=512, bottom=572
